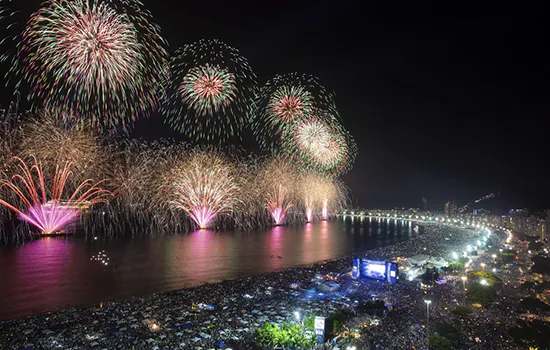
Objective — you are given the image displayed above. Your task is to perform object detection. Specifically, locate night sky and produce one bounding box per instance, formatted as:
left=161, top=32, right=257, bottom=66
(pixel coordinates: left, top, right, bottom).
left=2, top=0, right=548, bottom=212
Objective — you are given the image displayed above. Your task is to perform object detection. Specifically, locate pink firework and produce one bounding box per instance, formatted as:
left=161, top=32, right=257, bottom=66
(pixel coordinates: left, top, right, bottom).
left=306, top=208, right=313, bottom=223
left=169, top=152, right=239, bottom=230
left=266, top=184, right=293, bottom=225
left=180, top=64, right=237, bottom=117
left=18, top=203, right=79, bottom=235
left=268, top=86, right=312, bottom=123
left=272, top=95, right=304, bottom=122
left=315, top=138, right=341, bottom=166
left=322, top=199, right=329, bottom=221
left=193, top=74, right=224, bottom=100
left=0, top=157, right=111, bottom=234
left=189, top=206, right=216, bottom=230
left=304, top=195, right=314, bottom=223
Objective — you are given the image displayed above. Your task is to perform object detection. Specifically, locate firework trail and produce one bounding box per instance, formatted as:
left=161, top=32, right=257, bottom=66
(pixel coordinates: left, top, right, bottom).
left=87, top=139, right=156, bottom=237
left=19, top=0, right=168, bottom=131
left=0, top=90, right=22, bottom=241
left=304, top=194, right=314, bottom=222
left=267, top=184, right=293, bottom=225
left=299, top=172, right=324, bottom=222
left=159, top=150, right=240, bottom=229
left=298, top=173, right=347, bottom=222
left=0, top=1, right=31, bottom=91
left=19, top=110, right=108, bottom=182
left=19, top=202, right=79, bottom=235
left=82, top=140, right=167, bottom=237
left=0, top=90, right=21, bottom=162
left=252, top=73, right=338, bottom=152
left=255, top=157, right=299, bottom=226
left=163, top=39, right=258, bottom=142
left=319, top=178, right=347, bottom=220
left=458, top=193, right=497, bottom=213
left=0, top=156, right=111, bottom=234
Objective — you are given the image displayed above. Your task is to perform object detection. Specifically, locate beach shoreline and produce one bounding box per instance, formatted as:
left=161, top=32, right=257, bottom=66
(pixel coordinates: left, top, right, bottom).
left=1, top=221, right=512, bottom=349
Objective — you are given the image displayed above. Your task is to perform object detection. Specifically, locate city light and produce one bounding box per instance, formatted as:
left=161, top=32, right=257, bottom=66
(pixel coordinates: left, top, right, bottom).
left=0, top=0, right=540, bottom=348
left=460, top=275, right=467, bottom=292
left=424, top=300, right=432, bottom=348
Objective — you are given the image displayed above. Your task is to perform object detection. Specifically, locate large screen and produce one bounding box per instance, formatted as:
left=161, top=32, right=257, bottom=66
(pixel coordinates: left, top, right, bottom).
left=353, top=258, right=398, bottom=284
left=361, top=259, right=387, bottom=280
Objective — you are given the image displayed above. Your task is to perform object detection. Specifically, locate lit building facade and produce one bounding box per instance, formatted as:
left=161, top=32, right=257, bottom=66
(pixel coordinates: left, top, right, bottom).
left=445, top=201, right=458, bottom=218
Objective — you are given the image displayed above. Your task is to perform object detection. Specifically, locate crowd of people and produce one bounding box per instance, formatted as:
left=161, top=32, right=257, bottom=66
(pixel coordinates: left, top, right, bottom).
left=0, top=222, right=529, bottom=349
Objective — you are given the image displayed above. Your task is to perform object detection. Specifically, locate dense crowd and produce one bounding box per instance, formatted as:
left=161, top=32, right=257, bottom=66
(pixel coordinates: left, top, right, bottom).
left=367, top=222, right=481, bottom=260
left=0, top=222, right=527, bottom=349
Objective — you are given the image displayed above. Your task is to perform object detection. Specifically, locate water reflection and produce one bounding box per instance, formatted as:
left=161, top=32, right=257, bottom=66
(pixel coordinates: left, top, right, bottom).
left=302, top=223, right=313, bottom=262
left=0, top=219, right=417, bottom=320
left=3, top=238, right=80, bottom=318
left=269, top=226, right=284, bottom=270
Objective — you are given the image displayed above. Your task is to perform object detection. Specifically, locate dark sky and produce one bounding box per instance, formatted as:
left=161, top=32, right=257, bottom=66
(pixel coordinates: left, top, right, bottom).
left=3, top=0, right=549, bottom=212
left=145, top=0, right=549, bottom=212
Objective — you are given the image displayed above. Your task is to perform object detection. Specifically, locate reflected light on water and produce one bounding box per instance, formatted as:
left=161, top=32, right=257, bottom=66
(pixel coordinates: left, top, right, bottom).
left=0, top=219, right=416, bottom=320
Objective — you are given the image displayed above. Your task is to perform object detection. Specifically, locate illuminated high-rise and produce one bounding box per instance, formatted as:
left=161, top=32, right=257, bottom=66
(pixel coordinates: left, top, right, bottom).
left=445, top=201, right=458, bottom=218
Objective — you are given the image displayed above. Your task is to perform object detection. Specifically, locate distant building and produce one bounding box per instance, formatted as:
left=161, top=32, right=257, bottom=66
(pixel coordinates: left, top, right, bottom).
left=541, top=209, right=549, bottom=242
left=509, top=209, right=529, bottom=217
left=445, top=201, right=458, bottom=218
left=506, top=209, right=547, bottom=238
left=473, top=208, right=491, bottom=216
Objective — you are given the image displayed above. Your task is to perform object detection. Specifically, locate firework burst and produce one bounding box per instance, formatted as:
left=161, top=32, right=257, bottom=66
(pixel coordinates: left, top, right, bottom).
left=0, top=156, right=111, bottom=234
left=161, top=150, right=240, bottom=229
left=19, top=110, right=108, bottom=182
left=163, top=39, right=257, bottom=142
left=252, top=73, right=338, bottom=151
left=266, top=184, right=292, bottom=225
left=285, top=111, right=357, bottom=176
left=255, top=157, right=299, bottom=226
left=19, top=0, right=168, bottom=131
left=298, top=173, right=347, bottom=221
left=319, top=178, right=346, bottom=220
left=299, top=172, right=324, bottom=222
left=180, top=64, right=237, bottom=116
left=268, top=85, right=313, bottom=123
left=0, top=1, right=29, bottom=90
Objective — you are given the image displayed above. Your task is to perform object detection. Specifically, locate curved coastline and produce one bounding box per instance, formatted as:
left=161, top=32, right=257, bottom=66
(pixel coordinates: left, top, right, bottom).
left=0, top=221, right=482, bottom=349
